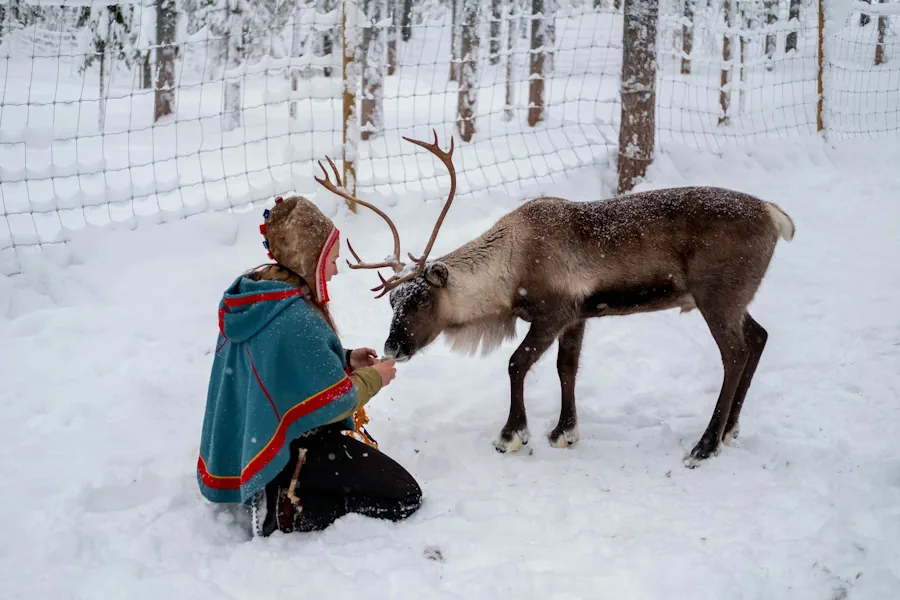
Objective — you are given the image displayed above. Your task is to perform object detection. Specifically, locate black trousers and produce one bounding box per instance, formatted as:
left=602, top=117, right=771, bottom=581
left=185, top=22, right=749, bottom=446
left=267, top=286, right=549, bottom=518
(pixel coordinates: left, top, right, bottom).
left=262, top=424, right=422, bottom=534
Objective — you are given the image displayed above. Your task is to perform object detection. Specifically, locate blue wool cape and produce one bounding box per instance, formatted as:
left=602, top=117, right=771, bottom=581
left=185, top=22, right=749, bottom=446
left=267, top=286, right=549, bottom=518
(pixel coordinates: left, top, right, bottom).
left=197, top=275, right=357, bottom=504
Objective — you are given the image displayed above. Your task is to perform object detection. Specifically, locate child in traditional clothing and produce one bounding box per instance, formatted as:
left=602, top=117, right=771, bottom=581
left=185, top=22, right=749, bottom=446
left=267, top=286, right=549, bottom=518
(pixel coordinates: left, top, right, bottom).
left=196, top=195, right=422, bottom=536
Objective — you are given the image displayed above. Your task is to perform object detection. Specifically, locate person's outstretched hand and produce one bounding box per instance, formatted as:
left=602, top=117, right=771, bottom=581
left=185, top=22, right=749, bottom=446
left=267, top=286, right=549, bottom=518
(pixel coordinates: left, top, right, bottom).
left=372, top=358, right=396, bottom=387
left=350, top=347, right=378, bottom=369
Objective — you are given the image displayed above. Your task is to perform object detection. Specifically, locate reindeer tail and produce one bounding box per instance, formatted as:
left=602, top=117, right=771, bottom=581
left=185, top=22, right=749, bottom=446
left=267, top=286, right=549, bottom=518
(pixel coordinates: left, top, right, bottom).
left=765, top=202, right=795, bottom=242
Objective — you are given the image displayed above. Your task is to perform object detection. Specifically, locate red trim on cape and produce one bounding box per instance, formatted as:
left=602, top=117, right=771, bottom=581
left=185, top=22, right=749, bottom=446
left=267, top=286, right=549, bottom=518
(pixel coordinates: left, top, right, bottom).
left=246, top=347, right=281, bottom=420
left=224, top=288, right=302, bottom=308
left=197, top=376, right=354, bottom=490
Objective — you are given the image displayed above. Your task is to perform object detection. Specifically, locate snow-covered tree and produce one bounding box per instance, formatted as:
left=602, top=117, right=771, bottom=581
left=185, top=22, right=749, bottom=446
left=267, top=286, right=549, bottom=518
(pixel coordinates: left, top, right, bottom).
left=221, top=0, right=244, bottom=131
left=457, top=0, right=478, bottom=141
left=180, top=0, right=292, bottom=129
left=785, top=0, right=801, bottom=52
left=360, top=0, right=385, bottom=141
left=155, top=0, right=177, bottom=121
left=528, top=0, right=550, bottom=127
left=77, top=5, right=139, bottom=131
left=317, top=0, right=337, bottom=76
left=134, top=0, right=156, bottom=90
left=241, top=0, right=292, bottom=61
left=719, top=0, right=734, bottom=125
left=400, top=0, right=413, bottom=41
left=489, top=0, right=502, bottom=65
left=764, top=0, right=778, bottom=70
left=504, top=0, right=520, bottom=121
left=617, top=0, right=657, bottom=194
left=681, top=0, right=694, bottom=74
left=448, top=0, right=458, bottom=82
left=386, top=0, right=398, bottom=75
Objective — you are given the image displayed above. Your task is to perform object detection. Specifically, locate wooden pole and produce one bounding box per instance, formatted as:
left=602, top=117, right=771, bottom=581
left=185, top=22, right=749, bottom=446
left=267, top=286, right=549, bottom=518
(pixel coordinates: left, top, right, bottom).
left=342, top=0, right=358, bottom=211
left=816, top=0, right=824, bottom=133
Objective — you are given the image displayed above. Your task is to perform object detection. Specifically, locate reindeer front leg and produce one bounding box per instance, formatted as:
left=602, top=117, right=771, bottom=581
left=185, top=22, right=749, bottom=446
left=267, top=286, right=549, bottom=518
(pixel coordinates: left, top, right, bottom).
left=495, top=312, right=572, bottom=453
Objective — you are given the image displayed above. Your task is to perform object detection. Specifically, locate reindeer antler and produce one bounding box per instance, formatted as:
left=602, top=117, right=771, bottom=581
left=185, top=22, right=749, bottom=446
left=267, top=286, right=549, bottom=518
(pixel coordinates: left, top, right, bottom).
left=401, top=129, right=456, bottom=266
left=362, top=129, right=457, bottom=297
left=314, top=156, right=405, bottom=285
left=314, top=129, right=456, bottom=298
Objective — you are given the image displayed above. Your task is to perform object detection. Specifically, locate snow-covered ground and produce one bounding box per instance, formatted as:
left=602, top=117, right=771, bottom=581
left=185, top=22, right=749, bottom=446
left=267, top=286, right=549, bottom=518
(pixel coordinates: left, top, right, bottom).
left=1, top=135, right=899, bottom=599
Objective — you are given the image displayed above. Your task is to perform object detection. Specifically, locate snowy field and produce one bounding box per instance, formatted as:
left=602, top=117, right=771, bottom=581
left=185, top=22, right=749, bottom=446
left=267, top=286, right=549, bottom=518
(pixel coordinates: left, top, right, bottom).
left=2, top=135, right=900, bottom=599
left=2, top=2, right=900, bottom=598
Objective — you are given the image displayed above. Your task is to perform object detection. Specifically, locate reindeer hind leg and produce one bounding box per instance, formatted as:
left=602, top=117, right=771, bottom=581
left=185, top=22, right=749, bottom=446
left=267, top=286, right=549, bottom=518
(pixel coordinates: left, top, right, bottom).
left=685, top=303, right=750, bottom=468
left=722, top=314, right=768, bottom=445
left=548, top=320, right=586, bottom=448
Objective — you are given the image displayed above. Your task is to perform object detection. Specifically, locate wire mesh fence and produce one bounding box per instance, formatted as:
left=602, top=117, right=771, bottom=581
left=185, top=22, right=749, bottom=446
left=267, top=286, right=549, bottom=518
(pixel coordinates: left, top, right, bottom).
left=1, top=0, right=898, bottom=274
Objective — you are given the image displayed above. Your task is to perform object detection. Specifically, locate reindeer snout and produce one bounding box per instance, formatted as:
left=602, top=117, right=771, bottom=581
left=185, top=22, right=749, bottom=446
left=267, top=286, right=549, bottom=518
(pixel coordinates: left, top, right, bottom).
left=384, top=341, right=412, bottom=363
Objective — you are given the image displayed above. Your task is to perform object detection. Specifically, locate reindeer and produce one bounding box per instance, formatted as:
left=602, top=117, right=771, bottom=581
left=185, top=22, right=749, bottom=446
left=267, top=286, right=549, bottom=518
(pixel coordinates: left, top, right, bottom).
left=315, top=131, right=795, bottom=467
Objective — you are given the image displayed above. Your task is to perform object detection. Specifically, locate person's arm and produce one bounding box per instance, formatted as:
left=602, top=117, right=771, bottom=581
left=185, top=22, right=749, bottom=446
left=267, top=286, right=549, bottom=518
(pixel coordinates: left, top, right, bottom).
left=349, top=367, right=383, bottom=406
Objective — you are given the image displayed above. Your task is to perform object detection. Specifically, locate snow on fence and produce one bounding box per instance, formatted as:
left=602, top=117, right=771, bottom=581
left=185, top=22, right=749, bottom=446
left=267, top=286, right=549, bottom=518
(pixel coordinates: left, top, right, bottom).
left=0, top=0, right=898, bottom=274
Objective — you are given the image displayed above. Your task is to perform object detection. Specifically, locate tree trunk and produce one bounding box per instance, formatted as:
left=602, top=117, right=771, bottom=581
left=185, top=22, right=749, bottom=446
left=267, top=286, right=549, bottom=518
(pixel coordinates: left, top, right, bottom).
left=765, top=0, right=777, bottom=70
left=616, top=0, right=657, bottom=194
left=489, top=0, right=502, bottom=65
left=786, top=0, right=801, bottom=53
left=528, top=0, right=547, bottom=126
left=718, top=0, right=733, bottom=125
left=290, top=1, right=304, bottom=119
left=740, top=7, right=748, bottom=114
left=98, top=37, right=108, bottom=132
left=154, top=0, right=177, bottom=122
left=401, top=0, right=413, bottom=41
left=360, top=0, right=384, bottom=141
left=342, top=0, right=360, bottom=202
left=457, top=1, right=478, bottom=141
left=222, top=0, right=243, bottom=132
left=505, top=2, right=517, bottom=120
left=545, top=0, right=555, bottom=72
left=141, top=50, right=152, bottom=89
left=387, top=0, right=398, bottom=75
left=449, top=0, right=459, bottom=82
left=316, top=0, right=335, bottom=77
left=681, top=0, right=693, bottom=74
left=874, top=1, right=886, bottom=65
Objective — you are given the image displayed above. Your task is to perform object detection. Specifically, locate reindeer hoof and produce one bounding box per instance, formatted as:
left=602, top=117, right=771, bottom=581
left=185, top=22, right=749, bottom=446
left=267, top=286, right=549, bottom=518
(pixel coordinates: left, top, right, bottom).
left=722, top=423, right=740, bottom=446
left=548, top=425, right=579, bottom=448
left=684, top=437, right=721, bottom=468
left=493, top=428, right=530, bottom=453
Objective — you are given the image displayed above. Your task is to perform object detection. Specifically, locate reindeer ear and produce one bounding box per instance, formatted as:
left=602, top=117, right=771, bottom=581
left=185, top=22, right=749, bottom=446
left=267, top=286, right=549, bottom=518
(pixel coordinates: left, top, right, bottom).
left=424, top=262, right=449, bottom=288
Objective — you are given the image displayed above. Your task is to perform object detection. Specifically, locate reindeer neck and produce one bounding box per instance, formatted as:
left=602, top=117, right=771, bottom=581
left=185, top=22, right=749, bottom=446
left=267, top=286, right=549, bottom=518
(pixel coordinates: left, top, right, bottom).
left=439, top=225, right=517, bottom=322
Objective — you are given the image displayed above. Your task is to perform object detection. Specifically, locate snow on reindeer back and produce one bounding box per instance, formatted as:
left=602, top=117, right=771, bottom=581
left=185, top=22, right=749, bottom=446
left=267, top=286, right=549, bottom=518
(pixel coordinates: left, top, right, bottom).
left=572, top=186, right=767, bottom=241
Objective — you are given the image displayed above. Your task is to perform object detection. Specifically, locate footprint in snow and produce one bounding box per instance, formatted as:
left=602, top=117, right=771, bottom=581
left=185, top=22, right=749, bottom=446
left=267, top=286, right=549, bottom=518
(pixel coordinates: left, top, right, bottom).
left=424, top=546, right=444, bottom=562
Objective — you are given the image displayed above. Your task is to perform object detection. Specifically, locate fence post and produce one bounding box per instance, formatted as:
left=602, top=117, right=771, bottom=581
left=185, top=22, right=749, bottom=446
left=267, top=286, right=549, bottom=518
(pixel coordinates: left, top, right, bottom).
left=342, top=0, right=358, bottom=210
left=617, top=0, right=657, bottom=195
left=816, top=0, right=824, bottom=134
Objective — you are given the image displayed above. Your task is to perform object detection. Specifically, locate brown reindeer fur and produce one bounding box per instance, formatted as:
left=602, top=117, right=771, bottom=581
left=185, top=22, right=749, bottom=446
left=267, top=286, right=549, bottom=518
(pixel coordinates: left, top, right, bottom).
left=383, top=186, right=794, bottom=466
